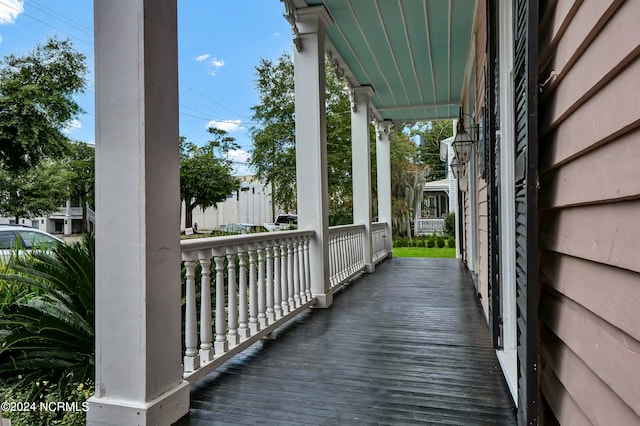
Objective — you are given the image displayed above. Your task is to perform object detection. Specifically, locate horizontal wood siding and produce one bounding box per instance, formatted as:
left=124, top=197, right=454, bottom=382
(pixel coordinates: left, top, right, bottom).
left=474, top=5, right=489, bottom=320
left=538, top=1, right=640, bottom=423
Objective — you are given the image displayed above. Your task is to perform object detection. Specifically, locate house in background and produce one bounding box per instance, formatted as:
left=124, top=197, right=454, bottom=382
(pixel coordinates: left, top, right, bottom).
left=0, top=199, right=95, bottom=235
left=180, top=175, right=279, bottom=231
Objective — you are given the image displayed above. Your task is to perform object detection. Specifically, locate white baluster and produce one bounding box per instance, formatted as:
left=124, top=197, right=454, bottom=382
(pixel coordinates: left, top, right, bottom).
left=183, top=258, right=200, bottom=372
left=265, top=246, right=275, bottom=322
left=287, top=240, right=295, bottom=309
left=330, top=234, right=336, bottom=287
left=257, top=245, right=267, bottom=328
left=293, top=238, right=301, bottom=308
left=273, top=242, right=282, bottom=319
left=297, top=238, right=306, bottom=303
left=280, top=243, right=289, bottom=315
left=213, top=252, right=228, bottom=354
left=227, top=251, right=239, bottom=346
left=198, top=251, right=213, bottom=364
left=304, top=238, right=312, bottom=300
left=248, top=247, right=260, bottom=334
left=237, top=249, right=249, bottom=339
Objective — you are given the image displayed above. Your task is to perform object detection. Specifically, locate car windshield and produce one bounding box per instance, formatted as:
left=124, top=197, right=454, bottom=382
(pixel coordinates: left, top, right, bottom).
left=18, top=231, right=61, bottom=250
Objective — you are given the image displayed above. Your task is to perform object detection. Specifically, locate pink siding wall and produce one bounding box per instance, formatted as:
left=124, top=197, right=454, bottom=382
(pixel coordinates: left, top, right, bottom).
left=538, top=0, right=640, bottom=423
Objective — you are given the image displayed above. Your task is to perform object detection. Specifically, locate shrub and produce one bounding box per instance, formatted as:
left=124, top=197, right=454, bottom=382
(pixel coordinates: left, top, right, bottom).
left=426, top=239, right=436, bottom=248
left=0, top=234, right=95, bottom=405
left=436, top=236, right=446, bottom=248
left=444, top=213, right=456, bottom=237
left=447, top=238, right=456, bottom=248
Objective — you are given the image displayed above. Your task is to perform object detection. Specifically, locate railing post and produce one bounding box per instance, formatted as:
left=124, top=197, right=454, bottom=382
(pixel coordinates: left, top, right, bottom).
left=280, top=244, right=290, bottom=314
left=273, top=242, right=283, bottom=319
left=266, top=246, right=275, bottom=322
left=183, top=257, right=200, bottom=372
left=227, top=250, right=239, bottom=346
left=237, top=248, right=250, bottom=339
left=257, top=245, right=267, bottom=328
left=213, top=249, right=228, bottom=354
left=198, top=250, right=213, bottom=363
left=248, top=245, right=260, bottom=334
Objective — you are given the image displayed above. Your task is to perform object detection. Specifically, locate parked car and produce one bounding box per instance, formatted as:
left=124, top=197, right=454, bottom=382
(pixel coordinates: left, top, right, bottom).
left=0, top=225, right=65, bottom=260
left=221, top=223, right=268, bottom=235
left=264, top=214, right=298, bottom=231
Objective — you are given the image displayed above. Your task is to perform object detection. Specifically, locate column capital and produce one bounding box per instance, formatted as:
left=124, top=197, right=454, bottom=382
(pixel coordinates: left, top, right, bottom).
left=296, top=5, right=334, bottom=33
left=376, top=120, right=393, bottom=140
left=350, top=85, right=374, bottom=113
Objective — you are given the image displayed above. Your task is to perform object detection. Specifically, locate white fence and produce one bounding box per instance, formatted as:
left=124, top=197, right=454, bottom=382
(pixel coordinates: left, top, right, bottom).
left=414, top=218, right=445, bottom=235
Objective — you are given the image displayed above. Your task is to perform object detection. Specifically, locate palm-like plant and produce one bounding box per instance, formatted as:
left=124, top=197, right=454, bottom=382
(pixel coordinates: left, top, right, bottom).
left=0, top=234, right=94, bottom=399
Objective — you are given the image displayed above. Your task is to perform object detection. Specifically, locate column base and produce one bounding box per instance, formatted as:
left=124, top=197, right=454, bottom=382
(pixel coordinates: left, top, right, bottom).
left=86, top=380, right=190, bottom=426
left=364, top=263, right=375, bottom=273
left=311, top=293, right=333, bottom=309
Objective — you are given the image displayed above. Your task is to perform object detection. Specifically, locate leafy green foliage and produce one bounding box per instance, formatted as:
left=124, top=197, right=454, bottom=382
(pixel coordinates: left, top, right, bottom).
left=409, top=120, right=454, bottom=182
left=444, top=212, right=456, bottom=237
left=0, top=37, right=87, bottom=172
left=249, top=53, right=353, bottom=218
left=390, top=132, right=426, bottom=238
left=0, top=160, right=72, bottom=222
left=63, top=142, right=95, bottom=232
left=180, top=129, right=240, bottom=228
left=0, top=235, right=95, bottom=401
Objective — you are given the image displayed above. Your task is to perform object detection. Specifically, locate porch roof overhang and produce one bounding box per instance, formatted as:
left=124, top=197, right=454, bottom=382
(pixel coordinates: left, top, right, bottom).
left=295, top=0, right=476, bottom=123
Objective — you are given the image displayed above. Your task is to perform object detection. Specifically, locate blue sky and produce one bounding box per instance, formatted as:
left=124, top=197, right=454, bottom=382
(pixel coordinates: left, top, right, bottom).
left=0, top=0, right=294, bottom=174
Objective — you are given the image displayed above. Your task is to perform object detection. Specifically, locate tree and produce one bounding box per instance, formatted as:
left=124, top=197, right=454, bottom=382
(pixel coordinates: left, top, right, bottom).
left=0, top=161, right=71, bottom=223
left=409, top=120, right=454, bottom=181
left=0, top=37, right=87, bottom=172
left=249, top=53, right=353, bottom=220
left=180, top=129, right=240, bottom=229
left=64, top=142, right=95, bottom=232
left=389, top=131, right=427, bottom=238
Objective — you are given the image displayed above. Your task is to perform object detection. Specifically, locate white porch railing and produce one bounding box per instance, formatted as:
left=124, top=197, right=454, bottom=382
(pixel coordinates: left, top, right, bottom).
left=180, top=223, right=391, bottom=383
left=414, top=218, right=445, bottom=235
left=180, top=230, right=314, bottom=383
left=372, top=222, right=388, bottom=263
left=328, top=224, right=365, bottom=289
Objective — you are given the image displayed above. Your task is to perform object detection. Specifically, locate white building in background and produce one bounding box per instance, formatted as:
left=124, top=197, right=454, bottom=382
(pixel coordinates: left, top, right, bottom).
left=181, top=175, right=279, bottom=231
left=2, top=175, right=275, bottom=234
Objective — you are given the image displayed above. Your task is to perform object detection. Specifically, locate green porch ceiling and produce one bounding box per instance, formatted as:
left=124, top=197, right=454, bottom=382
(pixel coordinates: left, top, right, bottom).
left=303, top=0, right=476, bottom=122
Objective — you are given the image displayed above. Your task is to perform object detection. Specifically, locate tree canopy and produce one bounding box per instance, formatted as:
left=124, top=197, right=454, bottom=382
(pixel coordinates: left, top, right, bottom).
left=409, top=120, right=454, bottom=182
left=0, top=161, right=72, bottom=222
left=180, top=128, right=240, bottom=229
left=0, top=37, right=87, bottom=172
left=249, top=53, right=353, bottom=222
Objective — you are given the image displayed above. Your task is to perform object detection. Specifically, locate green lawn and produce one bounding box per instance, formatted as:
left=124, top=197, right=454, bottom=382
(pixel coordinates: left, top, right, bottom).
left=393, top=247, right=456, bottom=258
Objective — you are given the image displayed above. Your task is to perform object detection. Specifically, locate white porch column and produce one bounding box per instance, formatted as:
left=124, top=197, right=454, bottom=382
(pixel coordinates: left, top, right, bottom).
left=87, top=1, right=189, bottom=425
left=351, top=86, right=375, bottom=272
left=376, top=121, right=393, bottom=257
left=293, top=6, right=334, bottom=308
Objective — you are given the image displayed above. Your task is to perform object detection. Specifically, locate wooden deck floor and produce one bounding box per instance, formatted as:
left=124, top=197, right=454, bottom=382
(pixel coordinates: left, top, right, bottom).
left=176, top=257, right=516, bottom=425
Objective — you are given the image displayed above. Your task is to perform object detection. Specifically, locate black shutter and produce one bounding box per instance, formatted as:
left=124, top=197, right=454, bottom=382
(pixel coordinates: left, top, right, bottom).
left=513, top=0, right=539, bottom=424
left=486, top=0, right=502, bottom=350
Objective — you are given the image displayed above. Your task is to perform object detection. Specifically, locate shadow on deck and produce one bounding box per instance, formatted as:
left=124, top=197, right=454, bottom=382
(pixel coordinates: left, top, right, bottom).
left=176, top=257, right=516, bottom=425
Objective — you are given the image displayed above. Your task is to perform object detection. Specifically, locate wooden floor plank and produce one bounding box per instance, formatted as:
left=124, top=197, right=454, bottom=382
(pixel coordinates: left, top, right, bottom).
left=176, top=258, right=516, bottom=425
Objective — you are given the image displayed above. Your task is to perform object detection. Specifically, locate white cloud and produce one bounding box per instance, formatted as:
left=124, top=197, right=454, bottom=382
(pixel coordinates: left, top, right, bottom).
left=0, top=0, right=23, bottom=25
left=0, top=34, right=3, bottom=45
left=206, top=57, right=225, bottom=76
left=228, top=149, right=250, bottom=164
left=63, top=119, right=82, bottom=134
left=206, top=119, right=242, bottom=132
left=195, top=53, right=210, bottom=62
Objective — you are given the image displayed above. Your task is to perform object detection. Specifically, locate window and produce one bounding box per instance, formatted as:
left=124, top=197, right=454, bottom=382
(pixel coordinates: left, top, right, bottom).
left=18, top=231, right=60, bottom=250
left=0, top=231, right=18, bottom=249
